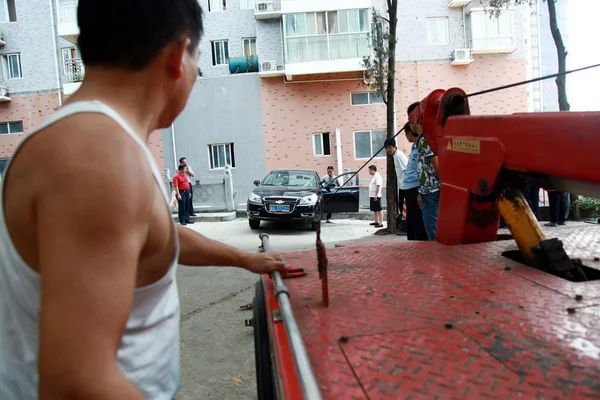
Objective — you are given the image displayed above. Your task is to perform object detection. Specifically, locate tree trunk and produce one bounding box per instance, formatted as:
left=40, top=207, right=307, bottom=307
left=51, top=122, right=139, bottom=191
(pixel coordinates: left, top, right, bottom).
left=385, top=0, right=398, bottom=233
left=546, top=0, right=580, bottom=219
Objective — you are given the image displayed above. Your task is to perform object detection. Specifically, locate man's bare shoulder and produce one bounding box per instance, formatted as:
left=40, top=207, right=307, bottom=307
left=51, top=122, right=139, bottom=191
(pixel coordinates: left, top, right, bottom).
left=10, top=113, right=154, bottom=213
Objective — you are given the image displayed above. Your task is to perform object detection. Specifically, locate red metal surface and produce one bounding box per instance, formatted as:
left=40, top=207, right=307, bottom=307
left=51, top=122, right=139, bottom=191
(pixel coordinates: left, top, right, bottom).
left=261, top=276, right=303, bottom=400
left=268, top=226, right=600, bottom=399
left=406, top=88, right=600, bottom=246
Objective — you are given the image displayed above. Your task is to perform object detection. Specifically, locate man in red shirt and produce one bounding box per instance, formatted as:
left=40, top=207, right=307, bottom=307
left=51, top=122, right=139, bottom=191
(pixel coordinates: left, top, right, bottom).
left=173, top=164, right=193, bottom=225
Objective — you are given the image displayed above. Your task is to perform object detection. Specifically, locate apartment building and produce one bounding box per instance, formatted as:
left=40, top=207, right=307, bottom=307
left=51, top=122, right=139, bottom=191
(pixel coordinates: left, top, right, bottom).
left=527, top=0, right=570, bottom=113
left=0, top=0, right=164, bottom=178
left=165, top=0, right=530, bottom=206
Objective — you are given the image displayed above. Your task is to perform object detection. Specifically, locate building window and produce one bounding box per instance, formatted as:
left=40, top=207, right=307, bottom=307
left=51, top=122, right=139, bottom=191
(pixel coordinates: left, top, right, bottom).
left=469, top=10, right=515, bottom=52
left=284, top=9, right=371, bottom=63
left=354, top=130, right=387, bottom=159
left=1, top=53, right=22, bottom=80
left=62, top=47, right=77, bottom=74
left=208, top=0, right=226, bottom=12
left=211, top=40, right=229, bottom=66
left=351, top=92, right=384, bottom=105
left=209, top=143, right=235, bottom=169
left=313, top=132, right=331, bottom=156
left=426, top=17, right=449, bottom=45
left=242, top=37, right=257, bottom=56
left=0, top=121, right=23, bottom=134
left=0, top=0, right=17, bottom=23
left=239, top=0, right=254, bottom=9
left=0, top=158, right=8, bottom=178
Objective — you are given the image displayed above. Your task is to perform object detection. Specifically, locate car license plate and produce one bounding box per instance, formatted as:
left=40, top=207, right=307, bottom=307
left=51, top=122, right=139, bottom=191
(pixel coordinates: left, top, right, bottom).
left=270, top=205, right=289, bottom=212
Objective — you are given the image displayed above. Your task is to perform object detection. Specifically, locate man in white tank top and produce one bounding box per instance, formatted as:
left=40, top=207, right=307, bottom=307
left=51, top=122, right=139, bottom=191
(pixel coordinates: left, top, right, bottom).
left=0, top=1, right=287, bottom=399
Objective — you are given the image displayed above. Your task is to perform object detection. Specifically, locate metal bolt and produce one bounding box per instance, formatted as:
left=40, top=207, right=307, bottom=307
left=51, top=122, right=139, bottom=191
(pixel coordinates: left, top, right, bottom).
left=445, top=322, right=453, bottom=329
left=575, top=294, right=583, bottom=301
left=567, top=307, right=576, bottom=314
left=339, top=336, right=349, bottom=344
left=272, top=310, right=282, bottom=322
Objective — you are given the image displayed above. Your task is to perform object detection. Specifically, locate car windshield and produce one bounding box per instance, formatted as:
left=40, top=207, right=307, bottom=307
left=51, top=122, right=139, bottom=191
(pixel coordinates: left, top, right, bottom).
left=262, top=171, right=317, bottom=187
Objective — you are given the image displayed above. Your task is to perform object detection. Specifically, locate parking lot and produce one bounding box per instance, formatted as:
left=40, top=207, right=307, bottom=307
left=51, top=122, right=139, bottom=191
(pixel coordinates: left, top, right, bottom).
left=174, top=218, right=391, bottom=399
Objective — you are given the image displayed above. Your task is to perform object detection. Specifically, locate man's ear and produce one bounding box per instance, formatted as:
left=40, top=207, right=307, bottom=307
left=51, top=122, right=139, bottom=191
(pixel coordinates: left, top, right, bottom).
left=165, top=38, right=190, bottom=79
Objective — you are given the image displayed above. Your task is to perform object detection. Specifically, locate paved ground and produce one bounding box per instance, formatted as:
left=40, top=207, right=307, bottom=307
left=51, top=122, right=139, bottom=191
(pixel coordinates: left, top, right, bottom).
left=174, top=218, right=390, bottom=400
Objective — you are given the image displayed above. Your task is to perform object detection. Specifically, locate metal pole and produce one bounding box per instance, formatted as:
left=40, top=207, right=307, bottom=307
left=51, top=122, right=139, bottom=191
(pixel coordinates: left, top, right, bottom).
left=259, top=233, right=323, bottom=400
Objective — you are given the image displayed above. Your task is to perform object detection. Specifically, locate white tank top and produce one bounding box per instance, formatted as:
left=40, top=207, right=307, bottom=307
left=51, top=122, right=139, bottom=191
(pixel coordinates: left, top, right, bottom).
left=0, top=101, right=181, bottom=399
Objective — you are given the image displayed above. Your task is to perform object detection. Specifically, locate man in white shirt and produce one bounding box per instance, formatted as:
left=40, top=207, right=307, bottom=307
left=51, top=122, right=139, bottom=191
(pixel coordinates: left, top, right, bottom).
left=179, top=157, right=196, bottom=216
left=384, top=138, right=408, bottom=234
left=368, top=165, right=384, bottom=228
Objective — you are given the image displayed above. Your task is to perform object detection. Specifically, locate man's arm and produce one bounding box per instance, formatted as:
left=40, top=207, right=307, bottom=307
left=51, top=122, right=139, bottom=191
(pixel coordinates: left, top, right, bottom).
left=177, top=226, right=287, bottom=274
left=187, top=166, right=195, bottom=178
left=172, top=176, right=181, bottom=199
left=36, top=129, right=151, bottom=399
left=430, top=155, right=440, bottom=178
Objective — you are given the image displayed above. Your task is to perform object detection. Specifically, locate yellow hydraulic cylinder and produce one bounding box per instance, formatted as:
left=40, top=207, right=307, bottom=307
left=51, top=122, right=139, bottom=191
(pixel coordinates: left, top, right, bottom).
left=497, top=189, right=546, bottom=263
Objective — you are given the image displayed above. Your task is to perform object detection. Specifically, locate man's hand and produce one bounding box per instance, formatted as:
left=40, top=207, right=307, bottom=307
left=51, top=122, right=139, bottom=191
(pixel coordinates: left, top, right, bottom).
left=240, top=252, right=288, bottom=275
left=177, top=193, right=182, bottom=200
left=417, top=194, right=422, bottom=209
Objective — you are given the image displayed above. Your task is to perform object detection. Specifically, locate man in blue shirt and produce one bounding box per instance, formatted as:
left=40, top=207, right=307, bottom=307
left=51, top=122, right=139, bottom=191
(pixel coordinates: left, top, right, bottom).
left=402, top=121, right=428, bottom=240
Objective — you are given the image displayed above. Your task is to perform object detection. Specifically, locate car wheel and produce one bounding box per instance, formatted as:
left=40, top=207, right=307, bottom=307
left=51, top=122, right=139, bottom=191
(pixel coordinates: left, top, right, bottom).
left=249, top=219, right=261, bottom=230
left=253, top=279, right=276, bottom=400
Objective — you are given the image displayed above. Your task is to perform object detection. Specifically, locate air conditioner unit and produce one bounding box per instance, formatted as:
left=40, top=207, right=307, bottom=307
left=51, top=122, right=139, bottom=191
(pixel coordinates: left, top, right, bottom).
left=0, top=85, right=8, bottom=98
left=260, top=60, right=277, bottom=72
left=255, top=1, right=274, bottom=12
left=451, top=48, right=474, bottom=66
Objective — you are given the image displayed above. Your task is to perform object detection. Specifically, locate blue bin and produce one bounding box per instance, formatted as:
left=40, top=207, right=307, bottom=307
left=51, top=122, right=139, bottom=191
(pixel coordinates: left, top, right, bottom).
left=228, top=56, right=259, bottom=74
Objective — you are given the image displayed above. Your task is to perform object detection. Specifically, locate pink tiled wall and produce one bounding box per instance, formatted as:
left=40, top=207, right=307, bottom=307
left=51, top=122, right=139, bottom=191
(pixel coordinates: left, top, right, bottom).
left=0, top=93, right=60, bottom=158
left=260, top=59, right=527, bottom=183
left=0, top=92, right=164, bottom=170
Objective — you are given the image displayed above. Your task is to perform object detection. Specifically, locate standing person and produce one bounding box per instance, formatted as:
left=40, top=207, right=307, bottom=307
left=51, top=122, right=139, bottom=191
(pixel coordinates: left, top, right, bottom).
left=173, top=164, right=193, bottom=225
left=179, top=157, right=196, bottom=216
left=0, top=2, right=288, bottom=399
left=368, top=165, right=384, bottom=228
left=546, top=190, right=568, bottom=227
left=415, top=123, right=441, bottom=241
left=402, top=122, right=428, bottom=240
left=384, top=138, right=408, bottom=234
left=321, top=165, right=340, bottom=223
left=523, top=183, right=540, bottom=220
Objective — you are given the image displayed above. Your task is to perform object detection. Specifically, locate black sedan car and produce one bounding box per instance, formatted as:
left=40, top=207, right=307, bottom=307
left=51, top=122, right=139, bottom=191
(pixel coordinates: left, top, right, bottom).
left=247, top=169, right=360, bottom=230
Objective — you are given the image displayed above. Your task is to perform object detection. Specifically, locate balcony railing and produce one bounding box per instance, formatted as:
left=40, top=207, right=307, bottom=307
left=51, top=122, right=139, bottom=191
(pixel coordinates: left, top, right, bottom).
left=58, top=0, right=77, bottom=25
left=65, top=59, right=85, bottom=83
left=285, top=32, right=370, bottom=64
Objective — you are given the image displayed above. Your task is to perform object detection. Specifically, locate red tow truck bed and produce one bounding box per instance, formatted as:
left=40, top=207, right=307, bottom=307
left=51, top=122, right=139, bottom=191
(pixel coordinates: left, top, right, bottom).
left=261, top=225, right=600, bottom=399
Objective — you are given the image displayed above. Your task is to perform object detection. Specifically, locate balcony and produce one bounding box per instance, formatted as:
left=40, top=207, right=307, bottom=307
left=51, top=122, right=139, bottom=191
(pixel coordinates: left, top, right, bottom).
left=254, top=0, right=281, bottom=20
left=448, top=0, right=471, bottom=7
left=0, top=83, right=10, bottom=102
left=57, top=0, right=79, bottom=44
left=284, top=32, right=370, bottom=78
left=64, top=58, right=84, bottom=95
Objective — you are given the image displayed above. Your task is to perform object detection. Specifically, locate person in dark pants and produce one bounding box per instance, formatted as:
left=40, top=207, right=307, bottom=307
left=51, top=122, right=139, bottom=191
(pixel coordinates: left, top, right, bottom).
left=321, top=166, right=340, bottom=223
left=179, top=157, right=196, bottom=216
left=402, top=121, right=428, bottom=240
left=173, top=164, right=194, bottom=226
left=384, top=137, right=408, bottom=234
left=523, top=184, right=540, bottom=219
left=546, top=191, right=568, bottom=227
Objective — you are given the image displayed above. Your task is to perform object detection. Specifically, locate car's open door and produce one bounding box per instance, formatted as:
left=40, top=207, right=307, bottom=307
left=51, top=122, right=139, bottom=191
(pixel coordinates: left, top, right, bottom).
left=321, top=172, right=360, bottom=214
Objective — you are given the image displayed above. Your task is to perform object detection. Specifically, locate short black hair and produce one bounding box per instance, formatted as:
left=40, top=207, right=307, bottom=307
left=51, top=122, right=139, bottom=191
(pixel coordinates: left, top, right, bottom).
left=369, top=165, right=377, bottom=172
left=179, top=157, right=187, bottom=164
left=178, top=164, right=186, bottom=171
left=327, top=166, right=334, bottom=170
left=384, top=138, right=396, bottom=148
left=78, top=0, right=204, bottom=70
left=404, top=122, right=419, bottom=137
left=407, top=101, right=420, bottom=116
